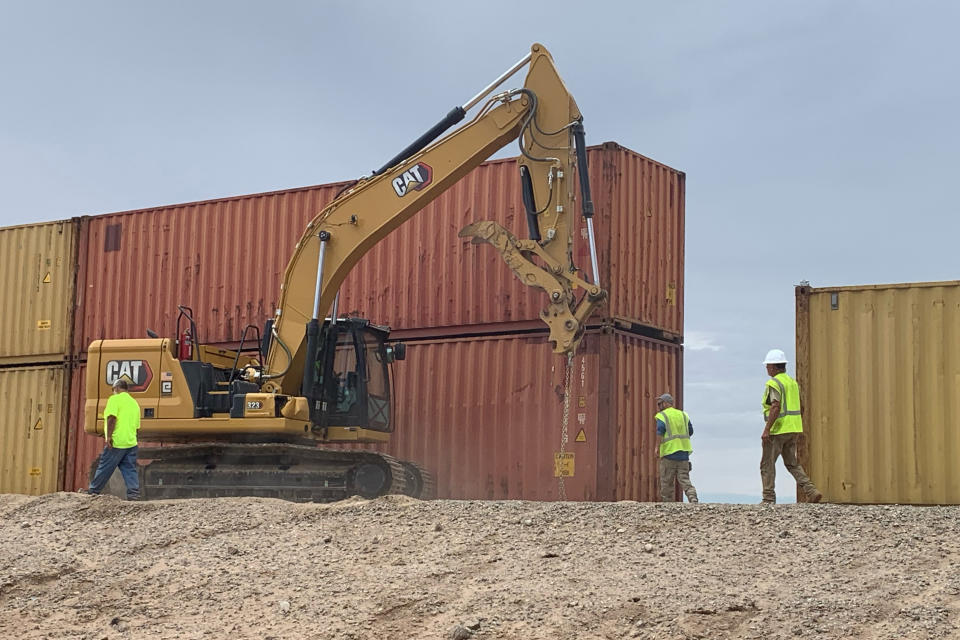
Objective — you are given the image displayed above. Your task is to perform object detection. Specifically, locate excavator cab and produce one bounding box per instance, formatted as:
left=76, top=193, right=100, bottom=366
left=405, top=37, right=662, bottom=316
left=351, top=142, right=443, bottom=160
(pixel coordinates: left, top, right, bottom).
left=305, top=318, right=399, bottom=433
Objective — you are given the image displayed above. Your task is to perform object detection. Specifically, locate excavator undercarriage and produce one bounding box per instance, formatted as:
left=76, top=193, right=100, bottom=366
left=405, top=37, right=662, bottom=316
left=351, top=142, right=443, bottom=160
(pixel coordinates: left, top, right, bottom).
left=94, top=442, right=437, bottom=502
left=137, top=443, right=409, bottom=501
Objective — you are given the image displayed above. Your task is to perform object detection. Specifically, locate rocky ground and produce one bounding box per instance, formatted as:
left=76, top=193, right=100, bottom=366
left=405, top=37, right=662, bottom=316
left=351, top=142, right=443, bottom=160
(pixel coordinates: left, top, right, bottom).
left=1, top=493, right=958, bottom=640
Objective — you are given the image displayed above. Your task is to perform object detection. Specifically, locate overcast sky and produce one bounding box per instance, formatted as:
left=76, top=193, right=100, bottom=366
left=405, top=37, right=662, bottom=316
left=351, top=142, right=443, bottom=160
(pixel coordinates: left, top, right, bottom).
left=3, top=2, right=959, bottom=501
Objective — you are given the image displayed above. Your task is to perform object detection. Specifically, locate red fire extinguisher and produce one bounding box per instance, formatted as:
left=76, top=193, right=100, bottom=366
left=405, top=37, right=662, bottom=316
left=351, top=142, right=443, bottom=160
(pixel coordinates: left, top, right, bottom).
left=178, top=327, right=193, bottom=360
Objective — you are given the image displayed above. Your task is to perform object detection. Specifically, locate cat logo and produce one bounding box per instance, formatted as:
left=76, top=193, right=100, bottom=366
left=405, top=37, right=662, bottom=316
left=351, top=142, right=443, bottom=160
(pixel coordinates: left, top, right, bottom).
left=392, top=162, right=433, bottom=197
left=105, top=360, right=154, bottom=392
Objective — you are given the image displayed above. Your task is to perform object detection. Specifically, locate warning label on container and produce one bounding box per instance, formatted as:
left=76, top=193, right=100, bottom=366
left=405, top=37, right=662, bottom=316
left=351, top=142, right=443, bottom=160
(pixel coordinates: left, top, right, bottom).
left=37, top=320, right=51, bottom=330
left=42, top=272, right=51, bottom=284
left=29, top=468, right=41, bottom=477
left=554, top=452, right=575, bottom=477
left=33, top=418, right=42, bottom=430
left=575, top=429, right=586, bottom=442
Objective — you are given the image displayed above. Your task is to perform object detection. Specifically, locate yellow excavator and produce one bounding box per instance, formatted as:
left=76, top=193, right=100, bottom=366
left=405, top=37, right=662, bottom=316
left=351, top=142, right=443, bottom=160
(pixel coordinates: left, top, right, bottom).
left=85, top=43, right=606, bottom=501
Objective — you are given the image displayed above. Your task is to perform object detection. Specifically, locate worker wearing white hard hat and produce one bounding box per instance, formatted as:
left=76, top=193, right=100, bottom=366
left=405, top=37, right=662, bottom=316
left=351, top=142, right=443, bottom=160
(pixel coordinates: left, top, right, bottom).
left=760, top=349, right=822, bottom=504
left=762, top=349, right=788, bottom=365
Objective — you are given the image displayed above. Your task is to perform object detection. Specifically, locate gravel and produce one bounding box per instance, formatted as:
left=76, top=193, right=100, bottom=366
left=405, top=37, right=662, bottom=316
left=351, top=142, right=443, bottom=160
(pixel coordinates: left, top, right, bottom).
left=0, top=492, right=957, bottom=639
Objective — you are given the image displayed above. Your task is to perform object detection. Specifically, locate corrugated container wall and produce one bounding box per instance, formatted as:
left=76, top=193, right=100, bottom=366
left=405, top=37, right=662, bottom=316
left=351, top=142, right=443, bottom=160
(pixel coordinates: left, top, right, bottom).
left=65, top=361, right=99, bottom=492
left=0, top=365, right=69, bottom=494
left=613, top=330, right=684, bottom=501
left=74, top=143, right=683, bottom=355
left=0, top=220, right=78, bottom=365
left=72, top=183, right=345, bottom=354
left=332, top=329, right=681, bottom=501
left=796, top=281, right=960, bottom=504
left=339, top=144, right=684, bottom=335
left=62, top=330, right=681, bottom=500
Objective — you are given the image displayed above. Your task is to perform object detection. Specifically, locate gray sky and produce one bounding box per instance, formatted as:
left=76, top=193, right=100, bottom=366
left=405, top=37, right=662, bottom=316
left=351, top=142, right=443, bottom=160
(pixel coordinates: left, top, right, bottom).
left=3, top=1, right=959, bottom=501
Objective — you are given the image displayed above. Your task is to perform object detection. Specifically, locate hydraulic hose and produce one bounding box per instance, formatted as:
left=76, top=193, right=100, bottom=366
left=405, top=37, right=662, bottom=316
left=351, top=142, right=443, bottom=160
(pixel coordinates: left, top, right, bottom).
left=262, top=324, right=292, bottom=381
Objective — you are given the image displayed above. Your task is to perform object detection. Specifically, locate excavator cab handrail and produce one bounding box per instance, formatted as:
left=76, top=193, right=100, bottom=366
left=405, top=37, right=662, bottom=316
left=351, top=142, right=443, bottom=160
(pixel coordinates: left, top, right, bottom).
left=227, top=323, right=263, bottom=386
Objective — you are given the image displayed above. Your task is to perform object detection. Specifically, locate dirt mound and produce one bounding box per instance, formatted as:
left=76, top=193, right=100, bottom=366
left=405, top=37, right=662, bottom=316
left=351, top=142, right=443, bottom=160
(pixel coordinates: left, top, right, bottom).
left=1, top=493, right=957, bottom=639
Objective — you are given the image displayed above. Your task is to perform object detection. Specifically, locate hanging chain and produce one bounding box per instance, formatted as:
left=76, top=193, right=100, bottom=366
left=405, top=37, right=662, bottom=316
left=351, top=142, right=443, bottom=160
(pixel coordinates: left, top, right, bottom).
left=558, top=351, right=574, bottom=501
left=580, top=353, right=586, bottom=397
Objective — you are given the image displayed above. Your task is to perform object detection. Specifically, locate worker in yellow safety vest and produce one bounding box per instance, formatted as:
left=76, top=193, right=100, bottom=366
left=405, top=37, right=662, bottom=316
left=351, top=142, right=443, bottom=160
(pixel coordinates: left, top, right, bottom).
left=86, top=378, right=142, bottom=500
left=761, top=349, right=822, bottom=504
left=655, top=393, right=698, bottom=503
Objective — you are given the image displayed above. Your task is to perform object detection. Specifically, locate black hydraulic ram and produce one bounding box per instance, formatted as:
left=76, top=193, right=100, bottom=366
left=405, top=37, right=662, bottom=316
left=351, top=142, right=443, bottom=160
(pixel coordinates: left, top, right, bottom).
left=520, top=165, right=542, bottom=242
left=303, top=230, right=331, bottom=407
left=572, top=122, right=600, bottom=286
left=373, top=107, right=466, bottom=176
left=372, top=49, right=534, bottom=176
left=302, top=317, right=322, bottom=402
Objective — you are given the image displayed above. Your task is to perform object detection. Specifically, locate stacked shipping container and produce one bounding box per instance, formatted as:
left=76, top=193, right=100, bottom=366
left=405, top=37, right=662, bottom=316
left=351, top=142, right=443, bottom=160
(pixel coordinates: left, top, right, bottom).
left=72, top=143, right=683, bottom=349
left=0, top=220, right=79, bottom=365
left=4, top=142, right=685, bottom=501
left=0, top=365, right=70, bottom=494
left=0, top=221, right=79, bottom=495
left=358, top=329, right=682, bottom=501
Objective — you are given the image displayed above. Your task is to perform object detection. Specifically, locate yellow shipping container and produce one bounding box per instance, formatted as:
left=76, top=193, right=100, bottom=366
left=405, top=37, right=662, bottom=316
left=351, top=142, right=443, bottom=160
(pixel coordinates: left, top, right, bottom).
left=0, top=219, right=78, bottom=365
left=796, top=281, right=960, bottom=504
left=0, top=365, right=68, bottom=494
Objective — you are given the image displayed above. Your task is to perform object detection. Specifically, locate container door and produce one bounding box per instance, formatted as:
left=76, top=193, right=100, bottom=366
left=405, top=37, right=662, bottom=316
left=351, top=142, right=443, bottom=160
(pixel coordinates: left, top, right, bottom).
left=0, top=366, right=66, bottom=494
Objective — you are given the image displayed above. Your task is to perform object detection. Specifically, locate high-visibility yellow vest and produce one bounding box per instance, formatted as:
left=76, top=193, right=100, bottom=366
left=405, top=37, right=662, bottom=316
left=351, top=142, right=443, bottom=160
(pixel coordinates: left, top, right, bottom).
left=656, top=407, right=692, bottom=457
left=103, top=391, right=141, bottom=448
left=762, top=372, right=803, bottom=435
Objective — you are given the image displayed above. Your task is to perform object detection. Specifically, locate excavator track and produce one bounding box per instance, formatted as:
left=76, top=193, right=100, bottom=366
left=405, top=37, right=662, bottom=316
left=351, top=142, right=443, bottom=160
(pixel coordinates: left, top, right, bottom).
left=132, top=443, right=407, bottom=502
left=400, top=461, right=436, bottom=500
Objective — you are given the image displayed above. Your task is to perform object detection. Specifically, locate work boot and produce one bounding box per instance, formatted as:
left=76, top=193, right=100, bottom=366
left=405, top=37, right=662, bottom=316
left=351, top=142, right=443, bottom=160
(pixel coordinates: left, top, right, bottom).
left=808, top=492, right=823, bottom=503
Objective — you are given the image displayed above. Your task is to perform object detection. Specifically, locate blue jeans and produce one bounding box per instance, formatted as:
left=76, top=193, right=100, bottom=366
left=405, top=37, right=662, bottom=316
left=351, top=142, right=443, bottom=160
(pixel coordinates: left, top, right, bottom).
left=89, top=445, right=140, bottom=499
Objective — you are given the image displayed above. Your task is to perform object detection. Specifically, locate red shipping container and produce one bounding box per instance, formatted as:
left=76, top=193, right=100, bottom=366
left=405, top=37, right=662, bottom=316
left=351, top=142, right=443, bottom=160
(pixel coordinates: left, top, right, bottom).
left=359, top=328, right=682, bottom=501
left=73, top=143, right=683, bottom=354
left=63, top=329, right=681, bottom=500
left=64, top=361, right=99, bottom=492
left=72, top=182, right=346, bottom=354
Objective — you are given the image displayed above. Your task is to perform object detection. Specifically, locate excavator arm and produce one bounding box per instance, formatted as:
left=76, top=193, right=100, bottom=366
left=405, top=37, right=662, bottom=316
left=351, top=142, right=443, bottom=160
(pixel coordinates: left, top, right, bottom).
left=263, top=43, right=607, bottom=395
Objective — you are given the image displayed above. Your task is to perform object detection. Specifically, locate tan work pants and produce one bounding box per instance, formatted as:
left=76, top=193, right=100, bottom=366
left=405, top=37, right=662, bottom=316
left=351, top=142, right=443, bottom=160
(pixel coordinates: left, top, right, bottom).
left=659, top=458, right=698, bottom=503
left=760, top=432, right=819, bottom=502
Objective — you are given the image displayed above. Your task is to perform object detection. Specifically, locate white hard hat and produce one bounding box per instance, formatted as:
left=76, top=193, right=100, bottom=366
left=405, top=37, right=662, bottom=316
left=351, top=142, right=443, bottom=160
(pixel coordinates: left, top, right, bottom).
left=763, top=349, right=788, bottom=364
